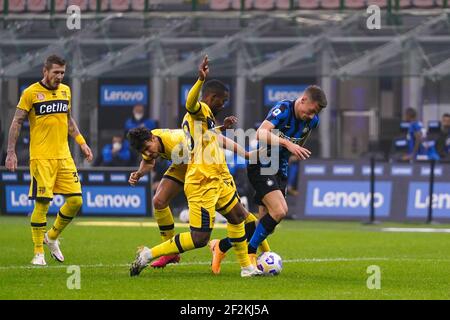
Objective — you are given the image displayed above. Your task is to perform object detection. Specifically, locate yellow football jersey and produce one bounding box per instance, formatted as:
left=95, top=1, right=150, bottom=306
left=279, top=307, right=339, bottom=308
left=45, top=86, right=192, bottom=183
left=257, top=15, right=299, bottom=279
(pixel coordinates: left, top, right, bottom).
left=17, top=81, right=72, bottom=160
left=182, top=81, right=230, bottom=183
left=141, top=129, right=187, bottom=162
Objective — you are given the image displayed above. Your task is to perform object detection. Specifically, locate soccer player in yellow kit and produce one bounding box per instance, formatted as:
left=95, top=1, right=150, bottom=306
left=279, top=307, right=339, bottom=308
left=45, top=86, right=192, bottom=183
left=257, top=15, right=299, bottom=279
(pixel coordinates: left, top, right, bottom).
left=130, top=56, right=262, bottom=277
left=5, top=55, right=93, bottom=266
left=127, top=126, right=270, bottom=271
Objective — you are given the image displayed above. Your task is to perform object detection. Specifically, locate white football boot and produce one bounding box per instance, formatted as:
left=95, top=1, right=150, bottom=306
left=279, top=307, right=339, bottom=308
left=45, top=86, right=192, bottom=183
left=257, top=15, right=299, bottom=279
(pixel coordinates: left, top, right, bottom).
left=44, top=232, right=64, bottom=262
left=241, top=264, right=263, bottom=278
left=31, top=253, right=47, bottom=266
left=130, top=246, right=152, bottom=277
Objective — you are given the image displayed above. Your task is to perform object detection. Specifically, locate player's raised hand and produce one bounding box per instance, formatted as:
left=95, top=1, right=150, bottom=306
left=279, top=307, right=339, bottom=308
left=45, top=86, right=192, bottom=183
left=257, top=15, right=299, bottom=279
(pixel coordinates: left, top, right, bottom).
left=5, top=152, right=18, bottom=172
left=198, top=55, right=209, bottom=81
left=80, top=144, right=94, bottom=162
left=223, top=116, right=238, bottom=130
left=286, top=142, right=311, bottom=160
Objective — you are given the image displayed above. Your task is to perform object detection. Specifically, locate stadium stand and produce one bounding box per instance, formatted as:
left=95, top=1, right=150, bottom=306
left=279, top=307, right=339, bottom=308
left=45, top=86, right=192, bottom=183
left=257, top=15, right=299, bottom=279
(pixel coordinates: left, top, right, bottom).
left=88, top=0, right=110, bottom=11
left=254, top=0, right=276, bottom=10
left=130, top=0, right=145, bottom=11
left=27, top=0, right=47, bottom=12
left=412, top=0, right=436, bottom=7
left=110, top=0, right=130, bottom=11
left=320, top=0, right=340, bottom=9
left=67, top=0, right=88, bottom=11
left=231, top=0, right=253, bottom=10
left=275, top=0, right=291, bottom=9
left=210, top=0, right=231, bottom=10
left=0, top=0, right=447, bottom=13
left=298, top=0, right=320, bottom=9
left=366, top=0, right=387, bottom=8
left=8, top=0, right=26, bottom=12
left=54, top=0, right=68, bottom=12
left=345, top=0, right=365, bottom=8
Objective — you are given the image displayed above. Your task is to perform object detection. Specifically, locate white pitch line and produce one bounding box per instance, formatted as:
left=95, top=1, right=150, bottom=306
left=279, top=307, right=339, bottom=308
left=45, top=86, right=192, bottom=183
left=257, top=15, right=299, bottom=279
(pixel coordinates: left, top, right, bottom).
left=74, top=221, right=228, bottom=229
left=1, top=257, right=449, bottom=271
left=381, top=228, right=450, bottom=233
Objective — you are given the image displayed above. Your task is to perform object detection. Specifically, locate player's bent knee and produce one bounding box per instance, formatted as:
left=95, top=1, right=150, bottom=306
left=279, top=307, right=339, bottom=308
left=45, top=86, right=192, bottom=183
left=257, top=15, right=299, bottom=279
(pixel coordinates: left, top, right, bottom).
left=191, top=231, right=211, bottom=248
left=66, top=196, right=83, bottom=210
left=152, top=196, right=168, bottom=210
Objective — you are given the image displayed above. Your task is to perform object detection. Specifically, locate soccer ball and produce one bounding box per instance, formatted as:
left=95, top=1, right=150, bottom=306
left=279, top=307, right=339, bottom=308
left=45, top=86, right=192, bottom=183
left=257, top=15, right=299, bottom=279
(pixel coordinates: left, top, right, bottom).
left=179, top=208, right=189, bottom=223
left=256, top=251, right=283, bottom=276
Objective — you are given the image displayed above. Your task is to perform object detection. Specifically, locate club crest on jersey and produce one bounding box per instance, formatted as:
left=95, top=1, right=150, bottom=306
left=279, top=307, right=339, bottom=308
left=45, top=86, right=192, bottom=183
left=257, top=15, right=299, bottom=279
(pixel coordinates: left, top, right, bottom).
left=267, top=179, right=274, bottom=187
left=62, top=91, right=67, bottom=98
left=207, top=117, right=215, bottom=130
left=36, top=93, right=45, bottom=101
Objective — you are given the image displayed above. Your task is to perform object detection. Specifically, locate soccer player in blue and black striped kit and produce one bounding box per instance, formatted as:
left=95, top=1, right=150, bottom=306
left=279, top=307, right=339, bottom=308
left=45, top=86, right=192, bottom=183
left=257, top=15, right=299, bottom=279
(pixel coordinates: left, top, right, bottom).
left=246, top=85, right=327, bottom=266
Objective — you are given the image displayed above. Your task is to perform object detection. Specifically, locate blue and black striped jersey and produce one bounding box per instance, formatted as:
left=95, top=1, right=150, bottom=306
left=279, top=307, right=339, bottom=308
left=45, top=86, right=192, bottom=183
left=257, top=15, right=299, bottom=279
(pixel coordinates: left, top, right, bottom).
left=259, top=100, right=319, bottom=177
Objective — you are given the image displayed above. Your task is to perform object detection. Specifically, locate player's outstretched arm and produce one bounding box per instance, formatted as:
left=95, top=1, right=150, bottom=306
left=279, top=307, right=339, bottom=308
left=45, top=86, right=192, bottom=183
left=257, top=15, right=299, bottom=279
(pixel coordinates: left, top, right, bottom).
left=129, top=159, right=155, bottom=186
left=257, top=120, right=311, bottom=160
left=186, top=55, right=209, bottom=114
left=217, top=134, right=249, bottom=159
left=5, top=108, right=28, bottom=172
left=68, top=109, right=93, bottom=162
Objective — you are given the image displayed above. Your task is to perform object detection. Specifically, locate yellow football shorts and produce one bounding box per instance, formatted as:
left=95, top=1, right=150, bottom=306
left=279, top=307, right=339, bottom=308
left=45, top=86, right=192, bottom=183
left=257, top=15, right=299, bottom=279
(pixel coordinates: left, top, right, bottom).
left=162, top=163, right=187, bottom=185
left=28, top=158, right=82, bottom=201
left=184, top=176, right=240, bottom=232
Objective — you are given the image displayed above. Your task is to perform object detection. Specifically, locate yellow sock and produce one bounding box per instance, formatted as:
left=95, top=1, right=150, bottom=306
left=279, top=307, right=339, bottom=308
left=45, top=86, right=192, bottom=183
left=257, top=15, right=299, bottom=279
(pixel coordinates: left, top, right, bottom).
left=245, top=213, right=271, bottom=253
left=227, top=221, right=251, bottom=268
left=150, top=232, right=195, bottom=259
left=154, top=207, right=175, bottom=242
left=31, top=200, right=49, bottom=254
left=47, top=196, right=82, bottom=240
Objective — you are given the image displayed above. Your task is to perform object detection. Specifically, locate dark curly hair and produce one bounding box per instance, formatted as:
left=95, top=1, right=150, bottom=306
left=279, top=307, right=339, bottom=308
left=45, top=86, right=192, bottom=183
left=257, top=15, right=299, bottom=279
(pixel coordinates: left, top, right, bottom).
left=127, top=127, right=153, bottom=152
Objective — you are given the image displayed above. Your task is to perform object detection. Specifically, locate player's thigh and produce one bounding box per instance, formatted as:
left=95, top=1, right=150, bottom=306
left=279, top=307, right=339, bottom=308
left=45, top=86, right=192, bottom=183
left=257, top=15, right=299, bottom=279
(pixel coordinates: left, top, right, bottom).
left=28, top=159, right=58, bottom=201
left=153, top=177, right=183, bottom=208
left=215, top=177, right=240, bottom=217
left=162, top=163, right=186, bottom=185
left=53, top=158, right=82, bottom=196
left=184, top=183, right=219, bottom=232
left=261, top=190, right=288, bottom=215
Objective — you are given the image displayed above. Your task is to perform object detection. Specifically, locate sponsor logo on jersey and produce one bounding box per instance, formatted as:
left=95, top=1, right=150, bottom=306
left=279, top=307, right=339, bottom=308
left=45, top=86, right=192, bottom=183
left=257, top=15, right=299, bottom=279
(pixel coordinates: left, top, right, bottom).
left=33, top=100, right=69, bottom=116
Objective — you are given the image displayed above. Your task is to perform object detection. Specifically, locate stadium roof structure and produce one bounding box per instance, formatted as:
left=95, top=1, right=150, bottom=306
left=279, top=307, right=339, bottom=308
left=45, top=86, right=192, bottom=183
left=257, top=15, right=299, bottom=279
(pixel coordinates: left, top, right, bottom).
left=0, top=9, right=449, bottom=80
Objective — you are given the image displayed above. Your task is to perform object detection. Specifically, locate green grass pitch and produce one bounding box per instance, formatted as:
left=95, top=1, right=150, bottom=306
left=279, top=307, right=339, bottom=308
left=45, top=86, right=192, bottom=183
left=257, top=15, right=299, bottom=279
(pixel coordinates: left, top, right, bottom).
left=0, top=216, right=449, bottom=300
